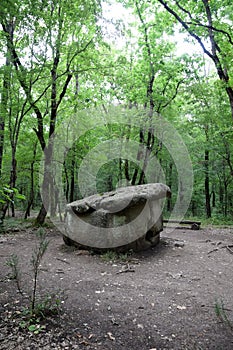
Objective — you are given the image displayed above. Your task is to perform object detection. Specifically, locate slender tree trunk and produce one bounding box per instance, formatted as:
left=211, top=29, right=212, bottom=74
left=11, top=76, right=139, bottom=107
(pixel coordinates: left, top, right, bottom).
left=63, top=161, right=69, bottom=202
left=10, top=155, right=17, bottom=217
left=167, top=162, right=173, bottom=212
left=138, top=124, right=155, bottom=185
left=211, top=189, right=216, bottom=208
left=69, top=152, right=75, bottom=203
left=224, top=181, right=228, bottom=217
left=131, top=129, right=146, bottom=185
left=118, top=158, right=123, bottom=187
left=191, top=199, right=197, bottom=217
left=0, top=66, right=9, bottom=175
left=24, top=143, right=37, bottom=219
left=1, top=146, right=17, bottom=220
left=0, top=23, right=12, bottom=175
left=130, top=2, right=156, bottom=186
left=219, top=183, right=224, bottom=214
left=0, top=23, right=14, bottom=229
left=204, top=149, right=211, bottom=218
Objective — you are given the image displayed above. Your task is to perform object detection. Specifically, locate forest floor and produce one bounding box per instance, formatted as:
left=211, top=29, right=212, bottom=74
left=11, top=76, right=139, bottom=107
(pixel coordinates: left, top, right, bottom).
left=0, top=220, right=233, bottom=350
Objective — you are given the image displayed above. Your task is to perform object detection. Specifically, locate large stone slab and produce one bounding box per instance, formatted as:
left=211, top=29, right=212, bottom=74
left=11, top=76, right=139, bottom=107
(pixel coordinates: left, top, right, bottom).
left=64, top=183, right=171, bottom=252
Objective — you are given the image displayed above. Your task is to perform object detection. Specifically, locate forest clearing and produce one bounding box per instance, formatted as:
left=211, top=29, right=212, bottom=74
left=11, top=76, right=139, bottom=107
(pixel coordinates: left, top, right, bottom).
left=0, top=222, right=233, bottom=349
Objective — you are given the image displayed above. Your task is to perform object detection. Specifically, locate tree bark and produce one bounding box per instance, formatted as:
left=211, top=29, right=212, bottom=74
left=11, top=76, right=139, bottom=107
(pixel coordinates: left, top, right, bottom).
left=166, top=162, right=173, bottom=212
left=204, top=149, right=211, bottom=218
left=9, top=155, right=17, bottom=217
left=0, top=22, right=13, bottom=175
left=35, top=203, right=47, bottom=226
left=69, top=149, right=76, bottom=203
left=34, top=142, right=53, bottom=225
left=24, top=143, right=37, bottom=219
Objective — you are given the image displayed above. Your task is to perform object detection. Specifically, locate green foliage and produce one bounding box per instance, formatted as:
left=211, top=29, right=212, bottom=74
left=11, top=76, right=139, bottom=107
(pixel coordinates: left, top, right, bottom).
left=214, top=299, right=233, bottom=331
left=20, top=292, right=63, bottom=331
left=0, top=184, right=25, bottom=204
left=1, top=217, right=35, bottom=233
left=6, top=254, right=20, bottom=282
left=19, top=318, right=46, bottom=335
left=101, top=250, right=133, bottom=262
left=201, top=216, right=233, bottom=227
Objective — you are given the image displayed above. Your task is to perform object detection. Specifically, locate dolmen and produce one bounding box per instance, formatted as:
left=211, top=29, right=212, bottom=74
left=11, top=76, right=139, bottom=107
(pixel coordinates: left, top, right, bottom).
left=64, top=183, right=171, bottom=252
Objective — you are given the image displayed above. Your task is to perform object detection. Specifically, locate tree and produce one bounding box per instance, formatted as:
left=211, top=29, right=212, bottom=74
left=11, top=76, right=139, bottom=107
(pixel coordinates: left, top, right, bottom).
left=154, top=0, right=233, bottom=122
left=176, top=65, right=233, bottom=218
left=107, top=0, right=188, bottom=186
left=1, top=0, right=103, bottom=224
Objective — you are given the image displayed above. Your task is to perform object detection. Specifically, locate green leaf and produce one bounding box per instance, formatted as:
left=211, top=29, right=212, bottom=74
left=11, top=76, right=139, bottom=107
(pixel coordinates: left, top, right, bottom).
left=15, top=194, right=26, bottom=200
left=28, top=324, right=38, bottom=332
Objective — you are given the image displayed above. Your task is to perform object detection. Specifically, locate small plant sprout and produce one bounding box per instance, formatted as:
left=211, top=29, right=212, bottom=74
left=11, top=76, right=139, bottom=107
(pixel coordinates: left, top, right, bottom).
left=30, top=228, right=49, bottom=315
left=214, top=299, right=233, bottom=330
left=5, top=228, right=63, bottom=334
left=101, top=250, right=133, bottom=263
left=5, top=253, right=22, bottom=294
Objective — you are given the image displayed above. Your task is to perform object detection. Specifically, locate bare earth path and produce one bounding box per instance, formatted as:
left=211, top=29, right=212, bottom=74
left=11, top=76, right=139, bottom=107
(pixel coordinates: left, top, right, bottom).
left=0, top=225, right=233, bottom=349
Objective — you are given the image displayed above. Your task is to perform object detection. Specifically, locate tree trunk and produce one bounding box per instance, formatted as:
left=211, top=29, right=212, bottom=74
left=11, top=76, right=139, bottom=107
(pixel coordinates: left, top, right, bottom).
left=10, top=156, right=17, bottom=217
left=63, top=160, right=69, bottom=202
left=35, top=142, right=53, bottom=225
left=35, top=203, right=47, bottom=226
left=219, top=183, right=224, bottom=214
left=131, top=3, right=156, bottom=186
left=0, top=23, right=12, bottom=175
left=0, top=65, right=9, bottom=175
left=191, top=199, right=197, bottom=217
left=166, top=162, right=173, bottom=212
left=224, top=181, right=228, bottom=217
left=0, top=147, right=17, bottom=220
left=204, top=149, right=211, bottom=218
left=69, top=152, right=75, bottom=203
left=0, top=23, right=13, bottom=228
left=211, top=189, right=216, bottom=208
left=24, top=143, right=37, bottom=219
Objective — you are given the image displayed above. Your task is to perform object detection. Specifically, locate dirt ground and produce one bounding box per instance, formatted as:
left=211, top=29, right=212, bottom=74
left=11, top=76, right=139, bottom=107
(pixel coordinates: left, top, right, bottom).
left=0, top=224, right=233, bottom=350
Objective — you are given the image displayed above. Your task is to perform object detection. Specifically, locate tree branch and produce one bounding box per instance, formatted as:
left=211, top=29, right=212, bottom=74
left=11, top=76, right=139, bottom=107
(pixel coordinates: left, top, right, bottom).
left=57, top=73, right=72, bottom=108
left=162, top=79, right=184, bottom=109
left=185, top=22, right=233, bottom=47
left=1, top=22, right=46, bottom=150
left=157, top=0, right=214, bottom=60
left=156, top=0, right=228, bottom=82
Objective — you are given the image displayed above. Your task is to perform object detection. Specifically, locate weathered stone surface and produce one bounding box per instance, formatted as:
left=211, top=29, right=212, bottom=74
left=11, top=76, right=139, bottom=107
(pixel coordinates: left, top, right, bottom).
left=64, top=183, right=171, bottom=252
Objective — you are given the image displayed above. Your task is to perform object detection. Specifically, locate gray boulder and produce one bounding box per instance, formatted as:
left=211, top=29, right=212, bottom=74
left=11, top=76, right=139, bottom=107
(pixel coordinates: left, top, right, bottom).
left=64, top=183, right=171, bottom=252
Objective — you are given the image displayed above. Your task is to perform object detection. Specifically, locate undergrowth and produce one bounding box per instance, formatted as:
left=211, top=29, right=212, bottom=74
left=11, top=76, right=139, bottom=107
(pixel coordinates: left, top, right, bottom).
left=214, top=299, right=233, bottom=331
left=5, top=228, right=64, bottom=334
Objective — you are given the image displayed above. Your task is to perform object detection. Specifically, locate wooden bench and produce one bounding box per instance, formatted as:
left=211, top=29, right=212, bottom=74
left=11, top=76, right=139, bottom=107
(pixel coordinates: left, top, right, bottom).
left=163, top=219, right=201, bottom=230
